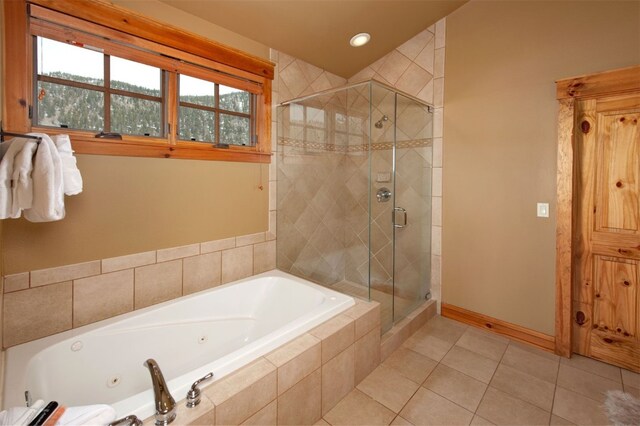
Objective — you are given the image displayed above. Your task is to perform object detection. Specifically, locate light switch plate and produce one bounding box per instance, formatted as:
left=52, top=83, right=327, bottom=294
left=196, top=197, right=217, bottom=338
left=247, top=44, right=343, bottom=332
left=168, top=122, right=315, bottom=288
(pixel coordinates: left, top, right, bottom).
left=537, top=203, right=549, bottom=218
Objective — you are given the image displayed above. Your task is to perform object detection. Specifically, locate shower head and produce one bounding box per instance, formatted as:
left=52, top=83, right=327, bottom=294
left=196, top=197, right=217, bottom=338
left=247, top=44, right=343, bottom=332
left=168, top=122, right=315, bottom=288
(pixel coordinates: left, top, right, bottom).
left=374, top=115, right=388, bottom=129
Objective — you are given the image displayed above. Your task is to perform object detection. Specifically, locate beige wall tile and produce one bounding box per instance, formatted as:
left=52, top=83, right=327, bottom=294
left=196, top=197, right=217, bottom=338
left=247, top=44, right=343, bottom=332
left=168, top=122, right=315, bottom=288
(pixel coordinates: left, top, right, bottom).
left=424, top=364, right=487, bottom=412
left=321, top=346, right=355, bottom=415
left=253, top=241, right=276, bottom=275
left=30, top=261, right=100, bottom=287
left=236, top=232, right=266, bottom=247
left=266, top=211, right=276, bottom=241
left=221, top=246, right=253, bottom=284
left=433, top=138, right=442, bottom=168
left=206, top=359, right=277, bottom=425
left=343, top=300, right=381, bottom=340
left=201, top=237, right=236, bottom=254
left=435, top=19, right=446, bottom=49
left=397, top=29, right=435, bottom=61
left=3, top=273, right=29, bottom=293
left=355, top=328, right=381, bottom=384
left=324, top=389, right=395, bottom=426
left=269, top=181, right=276, bottom=211
left=241, top=400, right=276, bottom=425
left=309, top=314, right=355, bottom=363
left=377, top=50, right=412, bottom=86
left=400, top=387, right=474, bottom=426
left=357, top=365, right=419, bottom=413
left=102, top=251, right=156, bottom=273
left=183, top=252, right=221, bottom=295
left=266, top=334, right=321, bottom=395
left=277, top=369, right=321, bottom=425
left=172, top=393, right=215, bottom=426
left=134, top=260, right=182, bottom=309
left=477, top=387, right=550, bottom=426
left=433, top=77, right=444, bottom=108
left=74, top=269, right=134, bottom=327
left=157, top=244, right=200, bottom=263
left=395, top=64, right=433, bottom=98
left=4, top=282, right=72, bottom=347
left=383, top=347, right=437, bottom=384
left=434, top=48, right=445, bottom=78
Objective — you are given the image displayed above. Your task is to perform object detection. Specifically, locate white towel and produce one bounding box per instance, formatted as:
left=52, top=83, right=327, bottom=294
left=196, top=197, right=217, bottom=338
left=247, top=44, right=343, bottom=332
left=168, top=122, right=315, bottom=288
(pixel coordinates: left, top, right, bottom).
left=23, top=133, right=65, bottom=222
left=0, top=399, right=45, bottom=426
left=0, top=137, right=30, bottom=219
left=56, top=404, right=116, bottom=426
left=11, top=139, right=38, bottom=217
left=54, top=134, right=83, bottom=196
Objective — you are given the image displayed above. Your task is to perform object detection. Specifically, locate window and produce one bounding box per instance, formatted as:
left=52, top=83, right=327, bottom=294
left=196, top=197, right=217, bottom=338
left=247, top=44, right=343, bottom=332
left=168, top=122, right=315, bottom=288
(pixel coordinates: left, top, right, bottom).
left=4, top=0, right=274, bottom=163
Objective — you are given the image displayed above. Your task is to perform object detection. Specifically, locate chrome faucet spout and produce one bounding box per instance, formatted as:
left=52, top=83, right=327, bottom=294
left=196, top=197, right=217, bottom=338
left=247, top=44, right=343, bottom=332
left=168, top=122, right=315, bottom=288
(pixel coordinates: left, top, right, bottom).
left=143, top=359, right=176, bottom=426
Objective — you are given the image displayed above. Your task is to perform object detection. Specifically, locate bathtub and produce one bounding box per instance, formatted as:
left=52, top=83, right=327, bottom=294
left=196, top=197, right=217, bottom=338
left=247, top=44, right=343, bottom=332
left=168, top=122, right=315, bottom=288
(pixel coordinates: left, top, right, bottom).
left=3, top=270, right=354, bottom=420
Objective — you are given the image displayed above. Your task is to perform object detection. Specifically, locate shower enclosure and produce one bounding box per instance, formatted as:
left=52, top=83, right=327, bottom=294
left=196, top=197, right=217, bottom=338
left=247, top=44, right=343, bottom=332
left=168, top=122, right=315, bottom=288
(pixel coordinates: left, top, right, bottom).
left=276, top=81, right=433, bottom=333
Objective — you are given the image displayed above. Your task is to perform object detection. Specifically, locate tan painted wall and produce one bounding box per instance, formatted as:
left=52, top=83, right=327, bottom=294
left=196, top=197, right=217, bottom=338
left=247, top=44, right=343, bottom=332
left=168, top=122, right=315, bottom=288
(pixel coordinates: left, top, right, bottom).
left=442, top=0, right=640, bottom=335
left=1, top=0, right=270, bottom=275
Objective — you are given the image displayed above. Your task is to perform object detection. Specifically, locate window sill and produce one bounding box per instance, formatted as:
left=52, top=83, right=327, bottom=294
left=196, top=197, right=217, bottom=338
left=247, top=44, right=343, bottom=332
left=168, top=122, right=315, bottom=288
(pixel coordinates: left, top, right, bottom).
left=32, top=128, right=272, bottom=163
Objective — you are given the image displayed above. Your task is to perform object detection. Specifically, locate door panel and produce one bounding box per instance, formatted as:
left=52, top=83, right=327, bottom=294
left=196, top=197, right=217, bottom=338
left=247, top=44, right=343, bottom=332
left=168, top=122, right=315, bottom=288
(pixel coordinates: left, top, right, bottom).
left=573, top=94, right=640, bottom=372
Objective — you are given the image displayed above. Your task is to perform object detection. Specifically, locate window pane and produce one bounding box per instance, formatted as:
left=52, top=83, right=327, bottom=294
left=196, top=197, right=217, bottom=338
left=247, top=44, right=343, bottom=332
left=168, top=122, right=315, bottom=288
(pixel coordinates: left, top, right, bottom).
left=37, top=81, right=104, bottom=130
left=179, top=75, right=215, bottom=108
left=219, top=85, right=250, bottom=113
left=179, top=106, right=215, bottom=143
left=111, top=95, right=161, bottom=137
left=111, top=56, right=161, bottom=96
left=220, top=114, right=250, bottom=146
left=37, top=37, right=104, bottom=86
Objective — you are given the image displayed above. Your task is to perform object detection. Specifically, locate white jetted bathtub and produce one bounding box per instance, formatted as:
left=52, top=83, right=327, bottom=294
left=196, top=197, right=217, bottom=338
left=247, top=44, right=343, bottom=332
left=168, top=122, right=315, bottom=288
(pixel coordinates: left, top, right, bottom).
left=3, top=270, right=354, bottom=420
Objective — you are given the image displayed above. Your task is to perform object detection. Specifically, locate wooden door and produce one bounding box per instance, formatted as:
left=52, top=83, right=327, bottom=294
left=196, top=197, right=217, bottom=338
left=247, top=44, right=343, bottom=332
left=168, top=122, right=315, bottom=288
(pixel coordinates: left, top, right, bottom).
left=573, top=93, right=640, bottom=372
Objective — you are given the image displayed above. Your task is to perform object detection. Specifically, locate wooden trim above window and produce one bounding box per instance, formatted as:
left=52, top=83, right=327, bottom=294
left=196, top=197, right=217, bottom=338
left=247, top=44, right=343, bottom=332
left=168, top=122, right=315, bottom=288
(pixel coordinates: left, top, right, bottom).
left=28, top=0, right=274, bottom=80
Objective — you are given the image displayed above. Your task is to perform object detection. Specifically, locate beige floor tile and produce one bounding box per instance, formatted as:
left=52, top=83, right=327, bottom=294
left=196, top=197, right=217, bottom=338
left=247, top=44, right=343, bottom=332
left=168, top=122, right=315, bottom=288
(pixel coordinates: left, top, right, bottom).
left=624, top=386, right=640, bottom=397
left=357, top=364, right=420, bottom=413
left=455, top=328, right=508, bottom=362
left=508, top=341, right=560, bottom=362
left=501, top=344, right=559, bottom=384
left=470, top=415, right=494, bottom=425
left=423, top=364, right=487, bottom=412
left=552, top=387, right=609, bottom=425
left=621, top=368, right=640, bottom=389
left=399, top=387, right=474, bottom=426
left=383, top=347, right=438, bottom=384
left=560, top=354, right=622, bottom=382
left=490, top=364, right=555, bottom=411
left=324, top=389, right=396, bottom=426
left=314, top=420, right=330, bottom=426
left=441, top=346, right=498, bottom=384
left=402, top=332, right=454, bottom=362
left=476, top=387, right=550, bottom=425
left=549, top=414, right=575, bottom=425
left=419, top=315, right=468, bottom=344
left=391, top=416, right=414, bottom=425
left=557, top=364, right=623, bottom=402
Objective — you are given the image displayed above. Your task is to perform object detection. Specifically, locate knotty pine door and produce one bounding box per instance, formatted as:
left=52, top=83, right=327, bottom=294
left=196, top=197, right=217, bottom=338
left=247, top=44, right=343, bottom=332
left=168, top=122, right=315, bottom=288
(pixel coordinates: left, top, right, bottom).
left=573, top=93, right=640, bottom=372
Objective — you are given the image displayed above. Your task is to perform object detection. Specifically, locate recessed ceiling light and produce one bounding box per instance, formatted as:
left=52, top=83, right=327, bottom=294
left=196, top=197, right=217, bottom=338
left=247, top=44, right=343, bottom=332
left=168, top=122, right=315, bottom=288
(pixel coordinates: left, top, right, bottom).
left=350, top=33, right=371, bottom=47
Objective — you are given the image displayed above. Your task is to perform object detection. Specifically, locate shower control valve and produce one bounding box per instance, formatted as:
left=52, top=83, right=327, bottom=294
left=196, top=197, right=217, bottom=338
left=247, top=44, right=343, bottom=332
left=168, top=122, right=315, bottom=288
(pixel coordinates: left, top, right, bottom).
left=376, top=187, right=391, bottom=203
left=186, top=372, right=214, bottom=408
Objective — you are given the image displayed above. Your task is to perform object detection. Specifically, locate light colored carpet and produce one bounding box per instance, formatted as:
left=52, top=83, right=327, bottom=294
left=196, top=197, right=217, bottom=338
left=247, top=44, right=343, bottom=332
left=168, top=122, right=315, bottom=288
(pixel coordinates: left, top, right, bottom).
left=605, top=390, right=640, bottom=426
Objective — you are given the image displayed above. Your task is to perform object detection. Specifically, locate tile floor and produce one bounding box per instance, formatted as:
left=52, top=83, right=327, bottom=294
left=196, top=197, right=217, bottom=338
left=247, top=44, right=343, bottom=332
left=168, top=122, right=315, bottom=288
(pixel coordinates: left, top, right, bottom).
left=318, top=315, right=640, bottom=425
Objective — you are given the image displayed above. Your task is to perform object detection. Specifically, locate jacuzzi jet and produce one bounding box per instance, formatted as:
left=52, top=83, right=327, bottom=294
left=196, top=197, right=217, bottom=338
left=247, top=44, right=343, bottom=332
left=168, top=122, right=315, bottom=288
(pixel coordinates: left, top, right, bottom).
left=70, top=341, right=83, bottom=352
left=198, top=336, right=208, bottom=344
left=107, top=376, right=121, bottom=388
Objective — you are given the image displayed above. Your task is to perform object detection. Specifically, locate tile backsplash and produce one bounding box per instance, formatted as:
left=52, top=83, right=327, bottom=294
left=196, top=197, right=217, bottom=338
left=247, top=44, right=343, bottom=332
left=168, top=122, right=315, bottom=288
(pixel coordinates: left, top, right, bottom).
left=1, top=231, right=276, bottom=348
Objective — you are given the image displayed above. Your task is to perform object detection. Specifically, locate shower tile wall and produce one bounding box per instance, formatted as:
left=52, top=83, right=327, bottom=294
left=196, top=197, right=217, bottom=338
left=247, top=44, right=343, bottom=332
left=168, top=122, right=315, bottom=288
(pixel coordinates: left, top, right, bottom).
left=349, top=20, right=445, bottom=308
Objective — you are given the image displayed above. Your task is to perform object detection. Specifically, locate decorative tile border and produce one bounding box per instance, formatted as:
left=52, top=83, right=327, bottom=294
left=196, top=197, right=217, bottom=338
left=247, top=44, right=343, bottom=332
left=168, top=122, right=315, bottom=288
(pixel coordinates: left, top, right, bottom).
left=278, top=137, right=433, bottom=153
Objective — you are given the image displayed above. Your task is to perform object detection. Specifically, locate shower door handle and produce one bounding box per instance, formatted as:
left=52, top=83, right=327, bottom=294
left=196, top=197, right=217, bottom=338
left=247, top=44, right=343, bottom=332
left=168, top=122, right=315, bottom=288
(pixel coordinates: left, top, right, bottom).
left=393, top=207, right=407, bottom=228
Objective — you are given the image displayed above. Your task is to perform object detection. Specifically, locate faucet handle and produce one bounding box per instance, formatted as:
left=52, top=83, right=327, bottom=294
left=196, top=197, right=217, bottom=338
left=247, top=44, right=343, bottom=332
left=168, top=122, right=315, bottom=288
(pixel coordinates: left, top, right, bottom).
left=186, top=372, right=214, bottom=408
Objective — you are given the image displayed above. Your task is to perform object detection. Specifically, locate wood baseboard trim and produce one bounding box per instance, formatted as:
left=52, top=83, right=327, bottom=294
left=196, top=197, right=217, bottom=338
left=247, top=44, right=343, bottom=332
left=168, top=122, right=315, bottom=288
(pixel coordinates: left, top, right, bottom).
left=441, top=303, right=556, bottom=353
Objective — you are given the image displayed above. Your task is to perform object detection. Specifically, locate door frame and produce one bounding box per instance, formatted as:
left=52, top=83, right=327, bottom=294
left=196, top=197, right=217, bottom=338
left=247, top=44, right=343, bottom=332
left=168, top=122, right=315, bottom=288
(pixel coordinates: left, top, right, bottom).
left=554, top=65, right=640, bottom=357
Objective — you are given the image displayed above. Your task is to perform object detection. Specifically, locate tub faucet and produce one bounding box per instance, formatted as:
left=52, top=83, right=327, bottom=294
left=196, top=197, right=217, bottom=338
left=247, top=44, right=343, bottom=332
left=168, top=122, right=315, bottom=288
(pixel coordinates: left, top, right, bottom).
left=143, top=359, right=176, bottom=426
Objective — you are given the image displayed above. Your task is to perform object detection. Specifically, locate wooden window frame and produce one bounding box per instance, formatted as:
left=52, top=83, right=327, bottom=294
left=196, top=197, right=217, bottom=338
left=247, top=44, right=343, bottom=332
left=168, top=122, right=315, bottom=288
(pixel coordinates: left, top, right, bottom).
left=3, top=0, right=274, bottom=163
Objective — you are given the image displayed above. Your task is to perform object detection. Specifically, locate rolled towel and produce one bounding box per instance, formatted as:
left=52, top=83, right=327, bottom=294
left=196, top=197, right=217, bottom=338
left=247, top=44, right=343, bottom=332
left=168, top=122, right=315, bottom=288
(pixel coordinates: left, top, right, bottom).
left=0, top=137, right=30, bottom=219
left=23, top=133, right=65, bottom=222
left=54, top=134, right=83, bottom=196
left=56, top=404, right=116, bottom=426
left=11, top=139, right=39, bottom=217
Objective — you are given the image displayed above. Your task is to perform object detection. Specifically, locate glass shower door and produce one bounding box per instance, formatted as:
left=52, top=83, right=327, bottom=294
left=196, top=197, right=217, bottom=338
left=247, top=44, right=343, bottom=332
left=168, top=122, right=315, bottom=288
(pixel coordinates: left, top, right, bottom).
left=392, top=93, right=433, bottom=323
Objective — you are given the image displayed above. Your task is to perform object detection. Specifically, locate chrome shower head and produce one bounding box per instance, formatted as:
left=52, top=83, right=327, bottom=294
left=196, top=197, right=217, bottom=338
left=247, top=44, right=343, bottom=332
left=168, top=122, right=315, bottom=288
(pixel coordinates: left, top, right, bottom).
left=374, top=115, right=388, bottom=129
